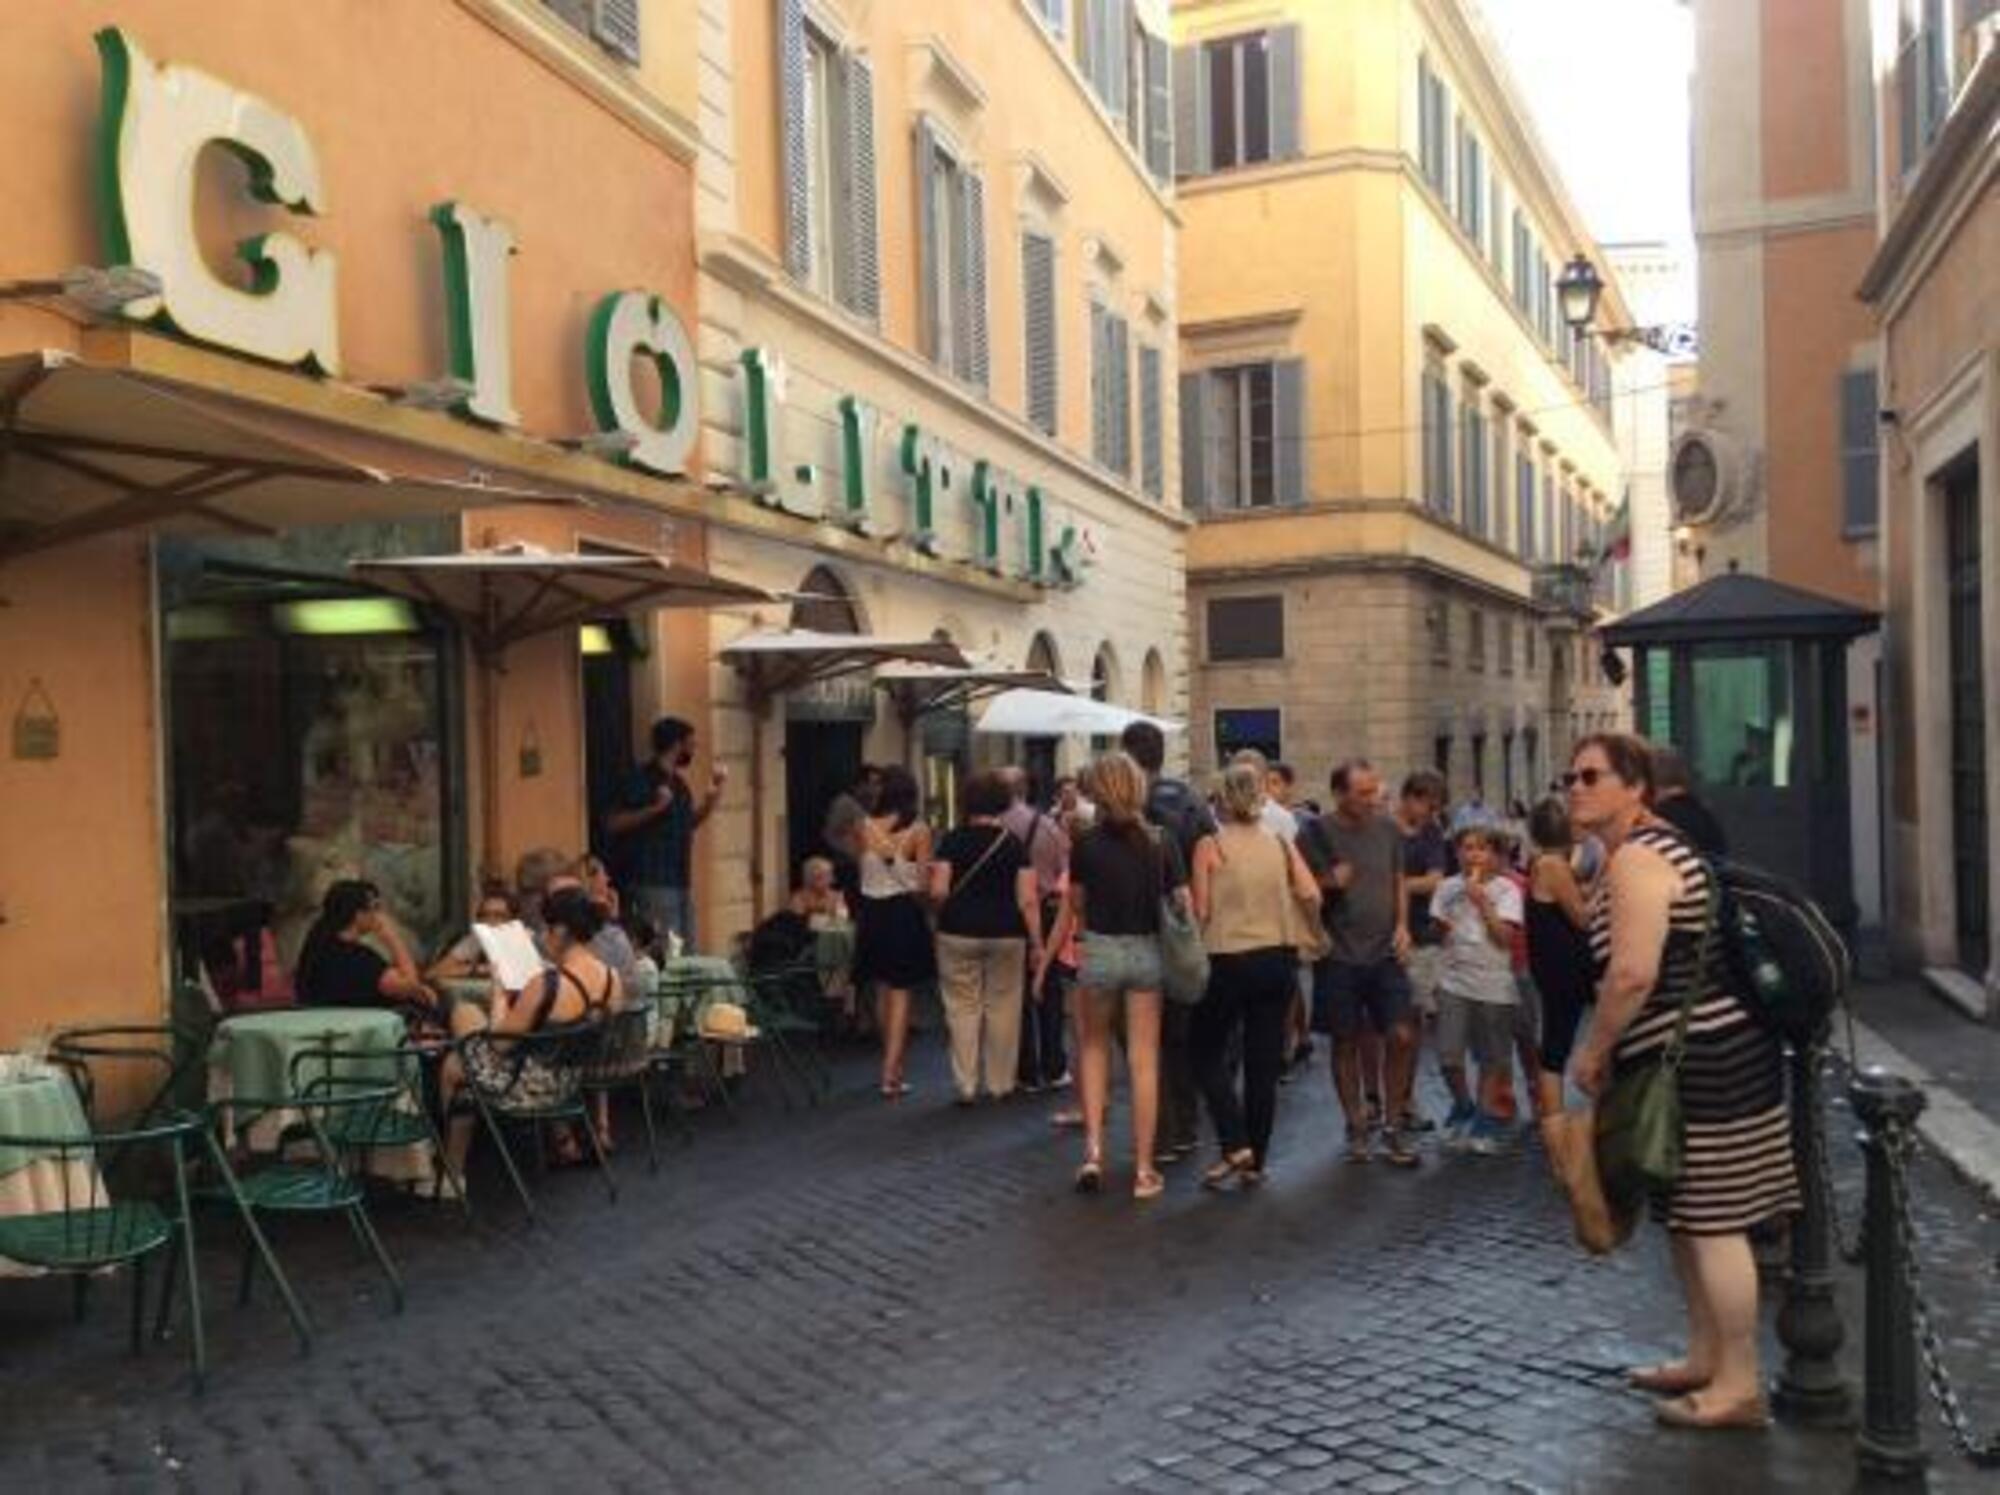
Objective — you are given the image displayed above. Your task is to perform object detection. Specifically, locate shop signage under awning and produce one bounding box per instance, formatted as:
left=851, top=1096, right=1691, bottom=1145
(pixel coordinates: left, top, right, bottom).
left=0, top=350, right=578, bottom=565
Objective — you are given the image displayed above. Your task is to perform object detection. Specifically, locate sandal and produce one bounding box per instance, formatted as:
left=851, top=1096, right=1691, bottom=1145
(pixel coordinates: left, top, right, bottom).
left=1201, top=1149, right=1257, bottom=1191
left=1133, top=1169, right=1165, bottom=1201
left=1074, top=1157, right=1104, bottom=1195
left=1653, top=1392, right=1771, bottom=1431
left=1050, top=1107, right=1084, bottom=1129
left=1628, top=1362, right=1712, bottom=1395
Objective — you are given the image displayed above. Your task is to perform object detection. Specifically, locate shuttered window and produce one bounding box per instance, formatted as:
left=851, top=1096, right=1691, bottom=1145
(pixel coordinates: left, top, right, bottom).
left=1489, top=177, right=1506, bottom=271
left=1182, top=26, right=1299, bottom=174
left=1090, top=302, right=1131, bottom=476
left=1498, top=616, right=1514, bottom=677
left=1139, top=344, right=1164, bottom=499
left=1022, top=232, right=1058, bottom=437
left=1460, top=392, right=1488, bottom=538
left=1142, top=30, right=1173, bottom=181
left=542, top=1, right=640, bottom=63
left=1840, top=368, right=1880, bottom=536
left=1076, top=0, right=1130, bottom=120
left=1512, top=212, right=1532, bottom=312
left=1517, top=452, right=1537, bottom=560
left=1455, top=120, right=1484, bottom=242
left=1030, top=0, right=1065, bottom=37
left=1467, top=606, right=1486, bottom=672
left=777, top=4, right=879, bottom=323
left=1421, top=361, right=1454, bottom=519
left=1418, top=54, right=1451, bottom=196
left=916, top=124, right=988, bottom=387
left=1207, top=596, right=1285, bottom=661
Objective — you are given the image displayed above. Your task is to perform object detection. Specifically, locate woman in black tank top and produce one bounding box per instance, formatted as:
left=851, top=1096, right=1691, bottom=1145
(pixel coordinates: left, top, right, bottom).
left=1524, top=798, right=1595, bottom=1119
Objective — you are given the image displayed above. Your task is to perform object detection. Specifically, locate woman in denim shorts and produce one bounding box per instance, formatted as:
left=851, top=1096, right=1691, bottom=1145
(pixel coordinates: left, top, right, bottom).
left=1036, top=751, right=1187, bottom=1201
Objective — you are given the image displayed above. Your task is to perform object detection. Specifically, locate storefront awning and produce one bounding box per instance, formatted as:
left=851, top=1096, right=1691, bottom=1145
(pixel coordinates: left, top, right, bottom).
left=974, top=688, right=1182, bottom=738
left=719, top=628, right=970, bottom=700
left=874, top=662, right=1072, bottom=720
left=0, top=349, right=580, bottom=563
left=351, top=542, right=775, bottom=655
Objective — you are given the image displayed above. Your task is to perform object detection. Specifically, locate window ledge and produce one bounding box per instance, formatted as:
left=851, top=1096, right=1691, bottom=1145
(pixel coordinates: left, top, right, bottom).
left=910, top=35, right=989, bottom=114
left=452, top=0, right=699, bottom=165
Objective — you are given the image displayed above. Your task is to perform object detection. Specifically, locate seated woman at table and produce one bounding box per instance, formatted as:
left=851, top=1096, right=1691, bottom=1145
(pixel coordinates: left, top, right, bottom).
left=788, top=856, right=851, bottom=927
left=425, top=885, right=520, bottom=983
left=440, top=886, right=624, bottom=1169
left=295, top=879, right=437, bottom=1014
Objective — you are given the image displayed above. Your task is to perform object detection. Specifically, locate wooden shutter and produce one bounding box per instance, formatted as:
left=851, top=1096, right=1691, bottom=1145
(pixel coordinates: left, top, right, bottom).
left=1106, top=314, right=1131, bottom=474
left=1173, top=44, right=1209, bottom=177
left=1106, top=0, right=1131, bottom=120
left=1076, top=0, right=1101, bottom=96
left=1840, top=368, right=1880, bottom=534
left=841, top=52, right=880, bottom=323
left=1179, top=371, right=1210, bottom=510
left=958, top=170, right=990, bottom=387
left=1089, top=300, right=1107, bottom=465
left=777, top=0, right=811, bottom=282
left=1144, top=30, right=1172, bottom=180
left=591, top=0, right=641, bottom=62
left=1273, top=358, right=1306, bottom=505
left=915, top=119, right=942, bottom=364
left=1269, top=25, right=1302, bottom=161
left=1139, top=345, right=1163, bottom=498
left=1022, top=233, right=1058, bottom=436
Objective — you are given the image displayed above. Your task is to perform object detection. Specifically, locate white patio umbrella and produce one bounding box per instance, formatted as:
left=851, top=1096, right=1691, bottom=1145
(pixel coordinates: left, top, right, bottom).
left=973, top=688, right=1182, bottom=739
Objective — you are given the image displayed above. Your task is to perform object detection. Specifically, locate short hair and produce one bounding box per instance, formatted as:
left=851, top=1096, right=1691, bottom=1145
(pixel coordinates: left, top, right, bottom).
left=1269, top=761, right=1296, bottom=788
left=1652, top=745, right=1694, bottom=795
left=1528, top=797, right=1573, bottom=853
left=1573, top=732, right=1657, bottom=805
left=1120, top=720, right=1166, bottom=774
left=997, top=765, right=1031, bottom=803
left=800, top=855, right=834, bottom=885
left=1400, top=769, right=1446, bottom=805
left=542, top=885, right=606, bottom=945
left=475, top=886, right=519, bottom=918
left=1218, top=761, right=1266, bottom=824
left=514, top=846, right=570, bottom=900
left=961, top=769, right=1011, bottom=819
left=1453, top=823, right=1502, bottom=853
left=874, top=764, right=921, bottom=827
left=650, top=716, right=695, bottom=755
left=1329, top=757, right=1374, bottom=796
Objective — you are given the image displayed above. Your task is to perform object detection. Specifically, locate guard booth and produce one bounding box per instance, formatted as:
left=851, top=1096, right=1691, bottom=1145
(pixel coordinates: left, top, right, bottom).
left=1601, top=570, right=1880, bottom=932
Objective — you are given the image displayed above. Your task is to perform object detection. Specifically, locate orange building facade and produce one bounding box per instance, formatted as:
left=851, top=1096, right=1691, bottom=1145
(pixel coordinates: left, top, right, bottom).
left=0, top=1, right=723, bottom=1046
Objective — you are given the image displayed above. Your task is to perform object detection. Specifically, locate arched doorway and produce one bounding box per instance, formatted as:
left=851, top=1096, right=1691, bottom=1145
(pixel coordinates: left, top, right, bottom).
left=1090, top=643, right=1121, bottom=754
left=785, top=565, right=870, bottom=884
left=1018, top=631, right=1063, bottom=803
left=1140, top=649, right=1167, bottom=716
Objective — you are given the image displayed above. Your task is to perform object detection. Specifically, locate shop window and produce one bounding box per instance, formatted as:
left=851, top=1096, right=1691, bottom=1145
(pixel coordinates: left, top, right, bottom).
left=1216, top=708, right=1282, bottom=764
left=1207, top=594, right=1285, bottom=661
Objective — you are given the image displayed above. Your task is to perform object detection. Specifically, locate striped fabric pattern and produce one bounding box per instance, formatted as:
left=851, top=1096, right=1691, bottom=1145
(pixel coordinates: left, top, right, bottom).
left=1590, top=823, right=1800, bottom=1235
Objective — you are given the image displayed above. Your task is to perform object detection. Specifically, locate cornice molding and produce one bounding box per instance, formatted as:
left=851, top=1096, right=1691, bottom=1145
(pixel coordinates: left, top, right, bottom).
left=1860, top=49, right=2000, bottom=310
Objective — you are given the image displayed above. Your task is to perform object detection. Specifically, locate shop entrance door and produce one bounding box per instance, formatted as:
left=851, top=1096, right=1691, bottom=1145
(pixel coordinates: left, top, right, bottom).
left=786, top=721, right=865, bottom=882
left=1944, top=458, right=1989, bottom=976
left=581, top=622, right=637, bottom=868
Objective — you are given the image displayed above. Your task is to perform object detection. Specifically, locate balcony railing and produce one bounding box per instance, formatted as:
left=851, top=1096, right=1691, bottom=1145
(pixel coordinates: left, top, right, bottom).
left=1533, top=562, right=1596, bottom=618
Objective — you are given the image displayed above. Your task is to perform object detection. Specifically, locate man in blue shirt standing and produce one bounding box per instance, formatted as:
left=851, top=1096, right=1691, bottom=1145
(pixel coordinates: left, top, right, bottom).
left=607, top=716, right=724, bottom=952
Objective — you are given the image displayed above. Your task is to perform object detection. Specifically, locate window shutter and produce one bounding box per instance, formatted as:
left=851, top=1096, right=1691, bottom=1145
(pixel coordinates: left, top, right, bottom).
left=1022, top=233, right=1058, bottom=436
left=1106, top=0, right=1131, bottom=120
left=777, top=0, right=811, bottom=282
left=841, top=52, right=880, bottom=323
left=1269, top=24, right=1302, bottom=161
left=915, top=118, right=941, bottom=364
left=1272, top=358, right=1306, bottom=506
left=1179, top=371, right=1211, bottom=510
left=1144, top=30, right=1172, bottom=180
left=1076, top=0, right=1100, bottom=95
left=1089, top=300, right=1107, bottom=465
left=1139, top=345, right=1163, bottom=498
left=1173, top=45, right=1209, bottom=177
left=590, top=0, right=641, bottom=62
left=1840, top=368, right=1880, bottom=534
left=1106, top=315, right=1131, bottom=474
left=545, top=0, right=593, bottom=31
left=957, top=170, right=990, bottom=387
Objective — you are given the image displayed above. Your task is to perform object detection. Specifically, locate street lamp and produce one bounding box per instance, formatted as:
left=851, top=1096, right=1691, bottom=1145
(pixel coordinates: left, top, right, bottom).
left=1557, top=253, right=1699, bottom=359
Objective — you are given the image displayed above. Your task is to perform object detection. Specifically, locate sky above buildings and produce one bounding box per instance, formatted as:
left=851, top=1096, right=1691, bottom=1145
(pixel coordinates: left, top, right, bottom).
left=1480, top=0, right=1696, bottom=320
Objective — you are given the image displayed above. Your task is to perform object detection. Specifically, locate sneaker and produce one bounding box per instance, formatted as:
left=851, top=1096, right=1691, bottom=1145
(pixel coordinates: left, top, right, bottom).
left=1344, top=1128, right=1377, bottom=1165
left=1049, top=1071, right=1074, bottom=1091
left=1402, top=1111, right=1438, bottom=1135
left=1441, top=1098, right=1477, bottom=1145
left=1382, top=1129, right=1422, bottom=1168
left=1464, top=1113, right=1506, bottom=1156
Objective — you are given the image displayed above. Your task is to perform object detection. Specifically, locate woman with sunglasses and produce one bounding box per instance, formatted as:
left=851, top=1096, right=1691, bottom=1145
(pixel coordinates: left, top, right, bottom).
left=1564, top=734, right=1797, bottom=1431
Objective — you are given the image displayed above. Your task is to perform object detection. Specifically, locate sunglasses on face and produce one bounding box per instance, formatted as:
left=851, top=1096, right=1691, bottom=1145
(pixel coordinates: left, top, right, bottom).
left=1562, top=767, right=1613, bottom=789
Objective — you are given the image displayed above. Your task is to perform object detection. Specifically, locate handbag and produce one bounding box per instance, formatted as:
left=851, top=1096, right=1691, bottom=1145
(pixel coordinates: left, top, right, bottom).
left=1151, top=830, right=1210, bottom=1006
left=1593, top=872, right=1720, bottom=1212
left=1279, top=838, right=1333, bottom=964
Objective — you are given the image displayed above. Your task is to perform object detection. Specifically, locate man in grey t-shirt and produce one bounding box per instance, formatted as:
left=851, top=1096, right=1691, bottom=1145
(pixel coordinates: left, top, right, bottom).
left=1299, top=760, right=1418, bottom=1166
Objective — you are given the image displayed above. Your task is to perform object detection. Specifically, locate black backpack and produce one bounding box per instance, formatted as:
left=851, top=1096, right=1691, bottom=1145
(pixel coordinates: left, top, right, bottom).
left=1711, top=857, right=1849, bottom=1045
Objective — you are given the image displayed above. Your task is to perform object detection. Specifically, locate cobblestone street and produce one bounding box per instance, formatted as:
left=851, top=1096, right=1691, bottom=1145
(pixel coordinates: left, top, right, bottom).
left=3, top=1023, right=1997, bottom=1493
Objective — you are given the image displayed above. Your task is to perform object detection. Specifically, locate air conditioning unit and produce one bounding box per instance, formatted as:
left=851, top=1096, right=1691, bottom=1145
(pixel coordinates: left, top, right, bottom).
left=1668, top=427, right=1754, bottom=527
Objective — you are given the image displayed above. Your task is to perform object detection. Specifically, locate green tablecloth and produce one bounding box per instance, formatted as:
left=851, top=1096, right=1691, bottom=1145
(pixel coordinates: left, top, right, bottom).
left=814, top=924, right=856, bottom=986
left=0, top=1068, right=89, bottom=1178
left=209, top=1008, right=409, bottom=1103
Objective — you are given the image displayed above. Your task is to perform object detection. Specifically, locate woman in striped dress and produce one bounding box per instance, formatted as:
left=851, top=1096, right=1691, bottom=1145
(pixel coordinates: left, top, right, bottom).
left=1566, top=732, right=1798, bottom=1432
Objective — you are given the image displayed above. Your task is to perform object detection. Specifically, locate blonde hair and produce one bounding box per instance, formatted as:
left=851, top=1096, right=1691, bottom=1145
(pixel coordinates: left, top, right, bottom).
left=801, top=855, right=834, bottom=886
left=1218, top=761, right=1265, bottom=824
left=1090, top=750, right=1148, bottom=833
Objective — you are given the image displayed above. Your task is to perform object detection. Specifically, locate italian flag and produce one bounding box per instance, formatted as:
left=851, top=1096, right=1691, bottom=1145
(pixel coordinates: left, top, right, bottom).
left=1603, top=493, right=1631, bottom=564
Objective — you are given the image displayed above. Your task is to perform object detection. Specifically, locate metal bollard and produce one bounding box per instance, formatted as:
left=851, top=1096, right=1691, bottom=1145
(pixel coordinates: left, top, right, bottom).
left=1773, top=1043, right=1853, bottom=1427
left=1851, top=1067, right=1929, bottom=1480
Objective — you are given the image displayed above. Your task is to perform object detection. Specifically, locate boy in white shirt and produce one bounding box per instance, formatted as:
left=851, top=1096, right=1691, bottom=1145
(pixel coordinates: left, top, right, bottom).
left=1429, top=825, right=1524, bottom=1154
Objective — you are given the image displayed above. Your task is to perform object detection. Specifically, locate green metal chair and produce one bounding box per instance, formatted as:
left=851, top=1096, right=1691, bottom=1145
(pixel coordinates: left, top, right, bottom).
left=448, top=1022, right=616, bottom=1221
left=0, top=1111, right=304, bottom=1390
left=652, top=969, right=770, bottom=1119
left=193, top=1053, right=408, bottom=1316
left=577, top=1002, right=664, bottom=1173
left=743, top=959, right=835, bottom=1102
left=297, top=1038, right=471, bottom=1225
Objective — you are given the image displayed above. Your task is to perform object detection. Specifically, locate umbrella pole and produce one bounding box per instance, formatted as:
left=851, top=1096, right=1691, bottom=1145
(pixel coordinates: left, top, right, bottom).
left=480, top=651, right=502, bottom=887
left=748, top=692, right=768, bottom=922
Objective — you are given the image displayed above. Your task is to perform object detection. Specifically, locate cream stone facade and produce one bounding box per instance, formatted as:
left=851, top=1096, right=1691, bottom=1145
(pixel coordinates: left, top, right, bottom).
left=1860, top=8, right=1998, bottom=1012
left=1173, top=0, right=1631, bottom=805
left=694, top=0, right=1189, bottom=932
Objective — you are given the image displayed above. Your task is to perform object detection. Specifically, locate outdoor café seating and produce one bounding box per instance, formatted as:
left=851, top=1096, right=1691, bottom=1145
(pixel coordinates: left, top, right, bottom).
left=449, top=1022, right=615, bottom=1220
